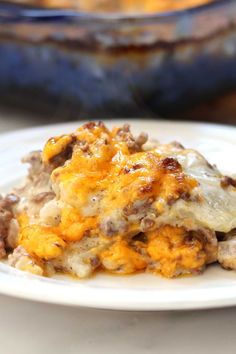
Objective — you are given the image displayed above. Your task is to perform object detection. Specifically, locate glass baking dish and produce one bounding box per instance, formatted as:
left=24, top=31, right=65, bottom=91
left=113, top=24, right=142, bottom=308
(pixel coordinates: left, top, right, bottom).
left=0, top=0, right=236, bottom=122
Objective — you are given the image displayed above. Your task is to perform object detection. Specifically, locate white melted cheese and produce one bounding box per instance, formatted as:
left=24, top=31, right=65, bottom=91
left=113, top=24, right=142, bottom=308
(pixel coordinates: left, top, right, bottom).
left=155, top=147, right=236, bottom=233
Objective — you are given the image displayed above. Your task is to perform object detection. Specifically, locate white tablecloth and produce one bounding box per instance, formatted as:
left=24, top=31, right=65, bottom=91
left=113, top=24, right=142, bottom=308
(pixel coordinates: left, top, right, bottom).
left=0, top=114, right=236, bottom=354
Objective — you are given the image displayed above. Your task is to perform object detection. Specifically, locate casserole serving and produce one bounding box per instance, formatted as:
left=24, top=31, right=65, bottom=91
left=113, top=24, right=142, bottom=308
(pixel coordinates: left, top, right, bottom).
left=1, top=121, right=236, bottom=279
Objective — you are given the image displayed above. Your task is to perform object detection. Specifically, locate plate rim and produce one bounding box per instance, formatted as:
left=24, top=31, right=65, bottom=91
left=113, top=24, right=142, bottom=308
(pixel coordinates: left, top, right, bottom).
left=0, top=118, right=235, bottom=140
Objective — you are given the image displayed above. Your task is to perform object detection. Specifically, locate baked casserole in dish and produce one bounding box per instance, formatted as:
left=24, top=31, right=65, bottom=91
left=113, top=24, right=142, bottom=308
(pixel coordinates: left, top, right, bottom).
left=0, top=0, right=236, bottom=121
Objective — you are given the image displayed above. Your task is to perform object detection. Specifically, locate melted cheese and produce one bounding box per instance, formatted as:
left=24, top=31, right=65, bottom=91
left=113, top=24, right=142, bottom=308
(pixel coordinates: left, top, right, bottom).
left=147, top=226, right=206, bottom=277
left=101, top=239, right=147, bottom=274
left=19, top=215, right=66, bottom=260
left=43, top=123, right=196, bottom=242
left=19, top=123, right=200, bottom=276
left=60, top=207, right=97, bottom=242
left=43, top=135, right=74, bottom=163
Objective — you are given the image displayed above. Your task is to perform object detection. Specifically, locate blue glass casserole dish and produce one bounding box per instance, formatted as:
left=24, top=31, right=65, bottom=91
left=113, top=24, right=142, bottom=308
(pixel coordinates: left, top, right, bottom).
left=0, top=0, right=236, bottom=121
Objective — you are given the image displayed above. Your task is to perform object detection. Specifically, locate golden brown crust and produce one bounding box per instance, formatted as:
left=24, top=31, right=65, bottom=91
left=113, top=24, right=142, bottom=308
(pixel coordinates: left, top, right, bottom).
left=221, top=176, right=236, bottom=189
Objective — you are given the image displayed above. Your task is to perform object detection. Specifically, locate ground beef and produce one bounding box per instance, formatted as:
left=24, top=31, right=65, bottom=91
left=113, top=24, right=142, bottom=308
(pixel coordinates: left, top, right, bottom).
left=52, top=237, right=104, bottom=278
left=31, top=191, right=55, bottom=203
left=16, top=151, right=55, bottom=219
left=0, top=194, right=19, bottom=256
left=8, top=245, right=44, bottom=275
left=100, top=215, right=128, bottom=237
left=0, top=239, right=6, bottom=258
left=140, top=214, right=157, bottom=232
left=49, top=136, right=77, bottom=168
left=221, top=176, right=236, bottom=189
left=20, top=151, right=52, bottom=188
left=218, top=229, right=236, bottom=269
left=115, top=124, right=148, bottom=153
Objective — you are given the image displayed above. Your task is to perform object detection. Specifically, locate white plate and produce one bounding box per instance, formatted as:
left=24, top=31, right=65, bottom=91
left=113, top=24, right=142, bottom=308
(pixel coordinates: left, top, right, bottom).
left=0, top=119, right=236, bottom=311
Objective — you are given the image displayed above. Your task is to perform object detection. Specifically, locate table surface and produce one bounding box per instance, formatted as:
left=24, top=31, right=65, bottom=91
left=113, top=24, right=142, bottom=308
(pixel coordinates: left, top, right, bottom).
left=1, top=113, right=236, bottom=354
